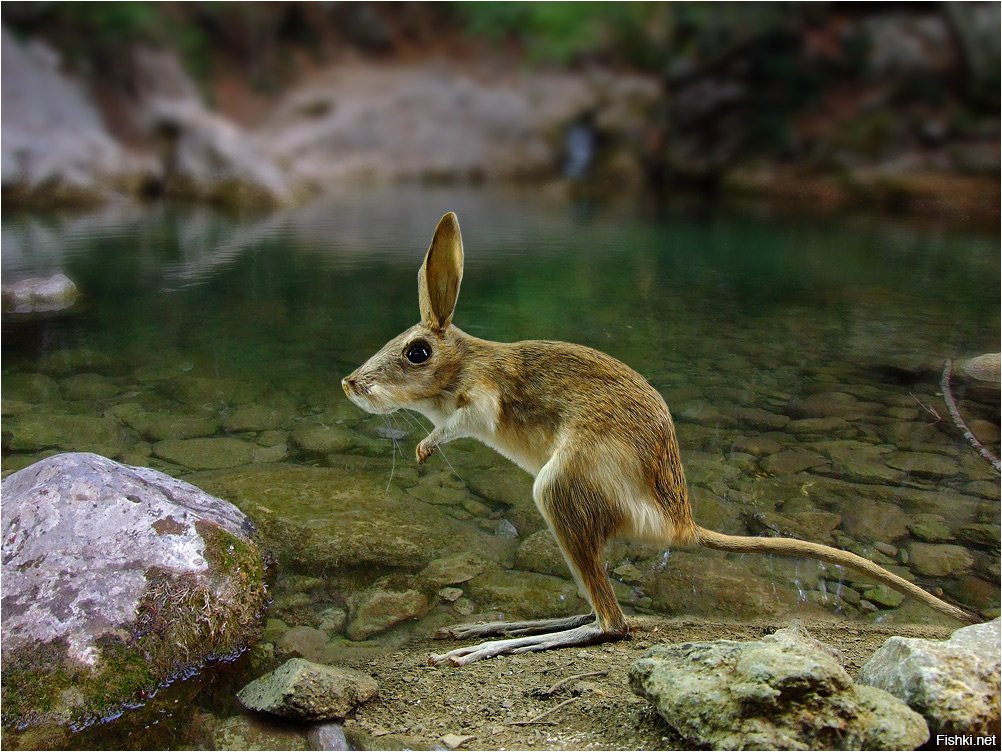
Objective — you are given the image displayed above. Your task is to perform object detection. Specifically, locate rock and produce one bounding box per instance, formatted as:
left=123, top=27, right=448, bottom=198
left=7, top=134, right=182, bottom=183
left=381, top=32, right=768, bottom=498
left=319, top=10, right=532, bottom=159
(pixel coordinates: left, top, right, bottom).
left=237, top=658, right=378, bottom=721
left=276, top=626, right=329, bottom=661
left=290, top=423, right=357, bottom=455
left=727, top=406, right=790, bottom=430
left=2, top=29, right=150, bottom=207
left=859, top=619, right=1001, bottom=737
left=61, top=373, right=119, bottom=400
left=168, top=376, right=264, bottom=407
left=907, top=542, right=974, bottom=577
left=3, top=412, right=124, bottom=453
left=907, top=515, right=955, bottom=543
left=440, top=733, right=476, bottom=749
left=886, top=452, right=959, bottom=479
left=2, top=372, right=59, bottom=402
left=957, top=523, right=1001, bottom=549
left=787, top=417, right=855, bottom=436
left=957, top=353, right=1001, bottom=383
left=223, top=405, right=290, bottom=433
left=760, top=449, right=828, bottom=475
left=438, top=587, right=464, bottom=602
left=153, top=437, right=255, bottom=470
left=308, top=722, right=350, bottom=751
left=346, top=589, right=429, bottom=641
left=466, top=570, right=584, bottom=619
left=515, top=530, right=569, bottom=577
left=791, top=392, right=871, bottom=419
left=419, top=553, right=484, bottom=587
left=2, top=273, right=80, bottom=313
left=210, top=713, right=309, bottom=750
left=0, top=453, right=266, bottom=731
left=630, top=622, right=929, bottom=750
left=123, top=411, right=222, bottom=441
left=147, top=85, right=307, bottom=209
left=836, top=499, right=912, bottom=542
left=495, top=519, right=519, bottom=539
left=862, top=585, right=906, bottom=609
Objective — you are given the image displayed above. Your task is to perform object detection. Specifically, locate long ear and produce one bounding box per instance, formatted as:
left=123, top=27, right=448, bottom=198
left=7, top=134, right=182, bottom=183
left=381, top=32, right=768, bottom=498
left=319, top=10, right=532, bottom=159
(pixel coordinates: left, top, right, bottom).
left=418, top=212, right=464, bottom=330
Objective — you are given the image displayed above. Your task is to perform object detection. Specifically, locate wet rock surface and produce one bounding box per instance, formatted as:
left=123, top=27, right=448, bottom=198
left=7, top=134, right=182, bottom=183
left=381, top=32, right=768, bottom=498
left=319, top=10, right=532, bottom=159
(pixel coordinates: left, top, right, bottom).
left=629, top=622, right=929, bottom=750
left=237, top=658, right=378, bottom=721
left=859, top=618, right=1001, bottom=737
left=0, top=453, right=267, bottom=731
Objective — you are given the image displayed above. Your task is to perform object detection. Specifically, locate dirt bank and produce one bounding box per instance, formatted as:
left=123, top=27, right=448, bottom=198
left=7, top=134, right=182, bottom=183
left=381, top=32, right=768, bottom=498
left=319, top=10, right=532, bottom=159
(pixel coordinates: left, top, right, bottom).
left=336, top=616, right=953, bottom=751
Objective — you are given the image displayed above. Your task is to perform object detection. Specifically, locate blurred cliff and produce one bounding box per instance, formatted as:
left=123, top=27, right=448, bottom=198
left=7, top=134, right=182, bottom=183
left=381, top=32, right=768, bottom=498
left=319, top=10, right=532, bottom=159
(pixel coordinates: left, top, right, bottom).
left=2, top=2, right=999, bottom=219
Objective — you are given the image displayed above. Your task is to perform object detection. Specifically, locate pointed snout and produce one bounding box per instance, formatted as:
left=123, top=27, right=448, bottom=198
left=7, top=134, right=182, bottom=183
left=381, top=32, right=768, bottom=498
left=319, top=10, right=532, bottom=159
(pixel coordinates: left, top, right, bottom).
left=341, top=375, right=356, bottom=398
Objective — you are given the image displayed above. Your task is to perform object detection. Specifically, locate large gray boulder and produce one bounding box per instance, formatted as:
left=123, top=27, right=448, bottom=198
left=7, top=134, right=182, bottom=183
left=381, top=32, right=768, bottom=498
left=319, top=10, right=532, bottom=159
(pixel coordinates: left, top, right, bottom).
left=1, top=452, right=268, bottom=732
left=859, top=619, right=1001, bottom=737
left=629, top=622, right=929, bottom=750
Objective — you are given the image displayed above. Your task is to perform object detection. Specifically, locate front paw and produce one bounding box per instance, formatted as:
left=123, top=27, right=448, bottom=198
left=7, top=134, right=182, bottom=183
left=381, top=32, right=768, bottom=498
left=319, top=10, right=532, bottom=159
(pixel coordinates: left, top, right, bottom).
left=416, top=439, right=436, bottom=464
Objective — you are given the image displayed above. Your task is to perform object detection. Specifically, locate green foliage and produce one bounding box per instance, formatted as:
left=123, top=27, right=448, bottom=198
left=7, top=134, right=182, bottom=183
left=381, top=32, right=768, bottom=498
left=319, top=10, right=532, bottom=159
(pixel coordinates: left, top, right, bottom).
left=454, top=2, right=668, bottom=68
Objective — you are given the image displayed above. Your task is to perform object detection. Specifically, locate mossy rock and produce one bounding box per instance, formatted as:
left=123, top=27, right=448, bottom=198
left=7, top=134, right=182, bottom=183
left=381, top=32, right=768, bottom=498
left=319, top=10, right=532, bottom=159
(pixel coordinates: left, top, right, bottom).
left=0, top=453, right=267, bottom=733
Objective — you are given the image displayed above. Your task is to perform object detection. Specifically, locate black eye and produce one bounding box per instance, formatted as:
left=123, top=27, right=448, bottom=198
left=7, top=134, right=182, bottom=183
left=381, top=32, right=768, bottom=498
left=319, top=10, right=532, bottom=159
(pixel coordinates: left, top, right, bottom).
left=406, top=341, right=431, bottom=364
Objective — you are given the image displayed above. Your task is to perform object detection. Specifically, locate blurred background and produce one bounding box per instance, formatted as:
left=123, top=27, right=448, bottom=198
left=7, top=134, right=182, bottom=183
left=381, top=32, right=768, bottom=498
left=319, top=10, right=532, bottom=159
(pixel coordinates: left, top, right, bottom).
left=2, top=1, right=1000, bottom=218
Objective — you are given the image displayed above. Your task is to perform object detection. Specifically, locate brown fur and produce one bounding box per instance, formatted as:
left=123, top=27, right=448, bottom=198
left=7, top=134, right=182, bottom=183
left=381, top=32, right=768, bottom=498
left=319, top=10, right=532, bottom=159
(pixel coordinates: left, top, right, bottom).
left=344, top=212, right=977, bottom=666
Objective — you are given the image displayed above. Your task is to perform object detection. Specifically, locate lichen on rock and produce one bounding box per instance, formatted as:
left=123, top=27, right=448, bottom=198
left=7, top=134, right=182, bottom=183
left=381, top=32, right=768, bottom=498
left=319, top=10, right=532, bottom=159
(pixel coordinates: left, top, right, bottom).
left=0, top=453, right=268, bottom=733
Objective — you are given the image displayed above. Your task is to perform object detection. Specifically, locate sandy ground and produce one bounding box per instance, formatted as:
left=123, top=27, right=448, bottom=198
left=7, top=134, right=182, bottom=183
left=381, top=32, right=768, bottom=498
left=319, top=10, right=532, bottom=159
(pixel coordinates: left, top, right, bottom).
left=335, top=615, right=954, bottom=751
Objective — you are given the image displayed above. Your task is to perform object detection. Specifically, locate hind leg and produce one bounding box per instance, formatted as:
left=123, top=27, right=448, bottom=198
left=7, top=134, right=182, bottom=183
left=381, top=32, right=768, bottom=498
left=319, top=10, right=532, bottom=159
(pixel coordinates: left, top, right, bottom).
left=429, top=460, right=628, bottom=667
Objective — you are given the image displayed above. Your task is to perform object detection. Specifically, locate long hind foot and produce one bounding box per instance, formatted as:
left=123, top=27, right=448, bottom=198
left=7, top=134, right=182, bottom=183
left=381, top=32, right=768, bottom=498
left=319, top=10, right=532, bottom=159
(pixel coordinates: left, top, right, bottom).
left=429, top=622, right=623, bottom=667
left=434, top=613, right=595, bottom=640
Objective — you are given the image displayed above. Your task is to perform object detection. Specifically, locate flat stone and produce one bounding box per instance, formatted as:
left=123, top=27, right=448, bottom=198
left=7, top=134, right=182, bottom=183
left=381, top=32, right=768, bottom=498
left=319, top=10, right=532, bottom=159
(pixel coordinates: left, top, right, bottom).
left=419, top=553, right=484, bottom=588
left=307, top=722, right=350, bottom=751
left=153, top=437, right=255, bottom=470
left=3, top=373, right=59, bottom=402
left=835, top=499, right=912, bottom=542
left=886, top=452, right=959, bottom=479
left=4, top=412, right=123, bottom=452
left=907, top=542, right=975, bottom=577
left=728, top=406, right=790, bottom=430
left=859, top=619, right=1001, bottom=736
left=237, top=658, right=378, bottom=721
left=862, top=585, right=905, bottom=609
left=223, top=405, right=290, bottom=433
left=760, top=449, right=829, bottom=476
left=908, top=517, right=955, bottom=543
left=957, top=523, right=1001, bottom=549
left=346, top=588, right=429, bottom=641
left=290, top=423, right=357, bottom=455
left=787, top=417, right=854, bottom=435
left=123, top=411, right=222, bottom=441
left=61, top=373, right=119, bottom=400
left=466, top=570, right=583, bottom=619
left=210, top=713, right=309, bottom=750
left=276, top=626, right=329, bottom=661
left=514, top=530, right=569, bottom=578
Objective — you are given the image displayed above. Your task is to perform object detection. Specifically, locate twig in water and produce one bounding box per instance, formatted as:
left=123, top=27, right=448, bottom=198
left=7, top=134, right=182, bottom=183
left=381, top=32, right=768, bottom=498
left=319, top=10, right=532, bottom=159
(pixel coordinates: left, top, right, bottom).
left=940, top=359, right=1001, bottom=473
left=910, top=393, right=942, bottom=422
left=508, top=696, right=582, bottom=726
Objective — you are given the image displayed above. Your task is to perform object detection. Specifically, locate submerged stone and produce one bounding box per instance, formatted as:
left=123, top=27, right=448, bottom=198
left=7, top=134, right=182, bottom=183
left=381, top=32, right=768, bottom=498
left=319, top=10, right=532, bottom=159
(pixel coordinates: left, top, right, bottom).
left=0, top=453, right=267, bottom=732
left=515, top=529, right=570, bottom=577
left=630, top=622, right=929, bottom=750
left=346, top=588, right=429, bottom=641
left=153, top=437, right=255, bottom=470
left=238, top=658, right=378, bottom=721
left=907, top=542, right=974, bottom=577
left=61, top=373, right=119, bottom=400
left=466, top=570, right=583, bottom=619
left=123, top=410, right=222, bottom=441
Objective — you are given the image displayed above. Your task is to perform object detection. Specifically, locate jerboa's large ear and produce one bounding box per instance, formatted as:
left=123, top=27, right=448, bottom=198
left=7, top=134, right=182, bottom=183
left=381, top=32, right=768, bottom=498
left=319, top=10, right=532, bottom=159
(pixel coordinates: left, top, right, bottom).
left=418, top=212, right=464, bottom=330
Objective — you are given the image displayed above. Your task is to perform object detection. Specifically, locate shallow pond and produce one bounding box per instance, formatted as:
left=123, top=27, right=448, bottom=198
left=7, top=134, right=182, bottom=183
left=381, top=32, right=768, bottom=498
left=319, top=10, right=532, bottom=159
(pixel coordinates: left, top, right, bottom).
left=2, top=184, right=999, bottom=748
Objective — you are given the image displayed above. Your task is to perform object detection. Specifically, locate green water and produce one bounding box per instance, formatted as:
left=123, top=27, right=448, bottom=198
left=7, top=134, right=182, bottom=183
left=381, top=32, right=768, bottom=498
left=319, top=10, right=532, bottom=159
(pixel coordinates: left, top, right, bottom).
left=2, top=185, right=999, bottom=748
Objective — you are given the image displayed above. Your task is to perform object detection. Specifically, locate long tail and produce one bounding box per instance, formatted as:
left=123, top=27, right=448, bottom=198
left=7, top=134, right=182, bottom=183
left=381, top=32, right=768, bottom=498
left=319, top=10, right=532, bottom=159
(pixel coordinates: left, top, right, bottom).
left=695, top=526, right=978, bottom=623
